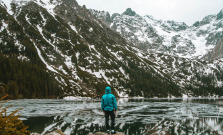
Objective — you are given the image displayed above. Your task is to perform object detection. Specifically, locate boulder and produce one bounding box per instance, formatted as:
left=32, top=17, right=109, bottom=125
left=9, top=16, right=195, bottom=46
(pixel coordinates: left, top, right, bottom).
left=88, top=132, right=125, bottom=135
left=45, top=130, right=65, bottom=135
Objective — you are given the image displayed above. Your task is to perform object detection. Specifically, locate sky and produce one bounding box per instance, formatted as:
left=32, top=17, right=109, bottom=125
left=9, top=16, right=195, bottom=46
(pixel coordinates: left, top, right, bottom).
left=76, top=0, right=223, bottom=25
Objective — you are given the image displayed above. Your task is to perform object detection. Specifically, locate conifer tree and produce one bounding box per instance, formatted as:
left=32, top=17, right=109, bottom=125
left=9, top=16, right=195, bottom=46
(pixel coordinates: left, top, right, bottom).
left=0, top=95, right=30, bottom=135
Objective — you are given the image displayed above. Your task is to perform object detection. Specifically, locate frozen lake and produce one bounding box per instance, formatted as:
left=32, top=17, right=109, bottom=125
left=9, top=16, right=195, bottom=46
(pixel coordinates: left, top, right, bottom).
left=3, top=98, right=223, bottom=135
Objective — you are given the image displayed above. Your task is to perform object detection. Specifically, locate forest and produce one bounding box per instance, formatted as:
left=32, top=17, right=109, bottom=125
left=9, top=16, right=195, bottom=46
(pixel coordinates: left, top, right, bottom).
left=0, top=54, right=63, bottom=99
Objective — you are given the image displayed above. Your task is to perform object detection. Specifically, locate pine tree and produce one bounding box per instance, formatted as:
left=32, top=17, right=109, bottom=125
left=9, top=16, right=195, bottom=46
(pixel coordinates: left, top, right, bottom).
left=0, top=95, right=30, bottom=135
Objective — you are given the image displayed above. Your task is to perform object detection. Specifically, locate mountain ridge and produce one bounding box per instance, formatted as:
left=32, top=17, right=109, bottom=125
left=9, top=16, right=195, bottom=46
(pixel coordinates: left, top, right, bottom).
left=90, top=7, right=223, bottom=59
left=0, top=0, right=223, bottom=99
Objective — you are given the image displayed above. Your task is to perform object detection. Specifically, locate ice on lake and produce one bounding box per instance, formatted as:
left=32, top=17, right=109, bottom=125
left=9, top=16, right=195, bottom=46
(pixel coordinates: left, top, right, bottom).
left=2, top=98, right=223, bottom=135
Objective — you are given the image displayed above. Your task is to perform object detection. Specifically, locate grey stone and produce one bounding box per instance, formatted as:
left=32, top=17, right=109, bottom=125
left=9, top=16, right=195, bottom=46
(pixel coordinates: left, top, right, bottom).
left=88, top=132, right=125, bottom=135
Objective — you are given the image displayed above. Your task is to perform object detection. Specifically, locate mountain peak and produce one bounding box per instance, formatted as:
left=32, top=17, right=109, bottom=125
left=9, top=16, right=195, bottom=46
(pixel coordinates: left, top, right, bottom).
left=216, top=8, right=223, bottom=20
left=122, top=8, right=136, bottom=16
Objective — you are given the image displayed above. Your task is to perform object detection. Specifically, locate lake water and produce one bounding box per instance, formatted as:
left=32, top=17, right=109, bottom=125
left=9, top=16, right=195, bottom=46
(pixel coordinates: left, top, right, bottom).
left=3, top=98, right=223, bottom=135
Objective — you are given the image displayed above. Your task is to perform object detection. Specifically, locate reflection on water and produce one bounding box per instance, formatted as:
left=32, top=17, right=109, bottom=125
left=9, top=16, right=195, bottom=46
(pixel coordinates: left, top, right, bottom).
left=3, top=98, right=223, bottom=135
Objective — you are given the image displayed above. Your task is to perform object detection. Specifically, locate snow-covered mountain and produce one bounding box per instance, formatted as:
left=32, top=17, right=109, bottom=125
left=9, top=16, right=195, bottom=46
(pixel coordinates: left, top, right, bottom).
left=0, top=0, right=223, bottom=98
left=90, top=8, right=223, bottom=59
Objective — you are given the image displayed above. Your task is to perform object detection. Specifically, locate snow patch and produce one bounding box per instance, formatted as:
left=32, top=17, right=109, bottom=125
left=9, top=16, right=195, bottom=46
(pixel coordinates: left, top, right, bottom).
left=118, top=91, right=129, bottom=98
left=63, top=96, right=91, bottom=100
left=182, top=94, right=188, bottom=99
left=2, top=0, right=13, bottom=15
left=69, top=24, right=78, bottom=33
left=33, top=43, right=58, bottom=73
left=89, top=27, right=93, bottom=32
left=119, top=67, right=129, bottom=79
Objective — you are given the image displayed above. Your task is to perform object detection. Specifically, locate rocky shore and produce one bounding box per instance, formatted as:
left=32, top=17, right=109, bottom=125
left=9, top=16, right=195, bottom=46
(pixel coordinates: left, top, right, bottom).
left=31, top=130, right=125, bottom=135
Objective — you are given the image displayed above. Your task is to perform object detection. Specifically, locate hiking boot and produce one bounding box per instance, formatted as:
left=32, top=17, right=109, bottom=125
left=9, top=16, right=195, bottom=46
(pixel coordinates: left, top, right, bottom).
left=111, top=130, right=116, bottom=134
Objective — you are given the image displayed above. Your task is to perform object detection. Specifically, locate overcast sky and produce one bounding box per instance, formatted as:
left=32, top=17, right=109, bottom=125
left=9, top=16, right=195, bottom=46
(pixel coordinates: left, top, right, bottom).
left=76, top=0, right=223, bottom=25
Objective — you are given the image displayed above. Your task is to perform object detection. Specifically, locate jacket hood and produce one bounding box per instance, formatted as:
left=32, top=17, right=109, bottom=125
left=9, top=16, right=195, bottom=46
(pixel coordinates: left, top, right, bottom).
left=105, top=86, right=111, bottom=94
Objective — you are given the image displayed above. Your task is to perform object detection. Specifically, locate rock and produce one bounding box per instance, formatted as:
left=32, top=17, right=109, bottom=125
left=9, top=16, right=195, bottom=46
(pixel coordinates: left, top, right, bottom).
left=31, top=130, right=65, bottom=135
left=88, top=132, right=125, bottom=135
left=45, top=130, right=65, bottom=135
left=122, top=8, right=136, bottom=16
left=31, top=133, right=40, bottom=135
left=217, top=9, right=223, bottom=20
left=204, top=38, right=223, bottom=60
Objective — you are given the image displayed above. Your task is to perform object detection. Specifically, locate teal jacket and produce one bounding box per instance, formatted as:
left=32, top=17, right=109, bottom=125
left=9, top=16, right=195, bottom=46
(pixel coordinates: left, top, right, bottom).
left=101, top=86, right=117, bottom=111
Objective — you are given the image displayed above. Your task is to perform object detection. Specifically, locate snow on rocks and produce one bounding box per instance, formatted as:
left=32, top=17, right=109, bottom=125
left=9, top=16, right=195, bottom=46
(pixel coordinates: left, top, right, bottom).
left=182, top=94, right=188, bottom=99
left=89, top=27, right=93, bottom=32
left=117, top=91, right=129, bottom=98
left=95, top=8, right=223, bottom=59
left=2, top=0, right=14, bottom=15
left=33, top=42, right=58, bottom=73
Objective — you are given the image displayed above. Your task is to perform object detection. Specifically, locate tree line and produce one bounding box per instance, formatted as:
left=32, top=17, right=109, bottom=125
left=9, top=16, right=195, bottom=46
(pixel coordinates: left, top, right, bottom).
left=0, top=54, right=63, bottom=99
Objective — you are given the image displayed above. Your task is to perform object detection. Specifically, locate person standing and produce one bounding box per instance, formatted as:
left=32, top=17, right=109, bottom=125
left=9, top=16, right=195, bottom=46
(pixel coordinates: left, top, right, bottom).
left=101, top=86, right=118, bottom=134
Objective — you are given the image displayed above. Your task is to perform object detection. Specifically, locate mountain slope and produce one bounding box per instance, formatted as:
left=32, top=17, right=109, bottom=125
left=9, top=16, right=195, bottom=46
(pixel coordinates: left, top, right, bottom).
left=0, top=0, right=182, bottom=98
left=0, top=0, right=223, bottom=98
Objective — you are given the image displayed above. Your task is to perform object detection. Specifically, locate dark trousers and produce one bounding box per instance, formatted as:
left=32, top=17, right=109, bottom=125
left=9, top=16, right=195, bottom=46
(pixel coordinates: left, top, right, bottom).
left=104, top=111, right=115, bottom=130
